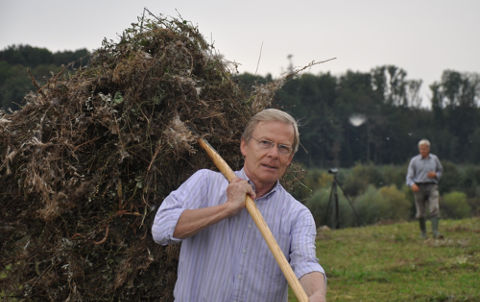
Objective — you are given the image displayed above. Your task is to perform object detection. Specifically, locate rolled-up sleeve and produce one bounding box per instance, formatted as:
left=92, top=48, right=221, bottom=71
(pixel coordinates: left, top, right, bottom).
left=406, top=158, right=416, bottom=187
left=435, top=155, right=443, bottom=180
left=290, top=208, right=325, bottom=279
left=151, top=192, right=185, bottom=245
left=151, top=169, right=210, bottom=245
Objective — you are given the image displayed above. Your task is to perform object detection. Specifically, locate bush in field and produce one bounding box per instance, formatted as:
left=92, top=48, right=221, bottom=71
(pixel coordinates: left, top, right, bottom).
left=342, top=163, right=385, bottom=197
left=355, top=185, right=412, bottom=225
left=378, top=185, right=411, bottom=220
left=440, top=161, right=462, bottom=194
left=306, top=188, right=356, bottom=228
left=402, top=184, right=417, bottom=218
left=355, top=185, right=387, bottom=225
left=468, top=197, right=480, bottom=216
left=306, top=188, right=329, bottom=226
left=441, top=191, right=472, bottom=219
left=461, top=165, right=480, bottom=197
left=301, top=169, right=334, bottom=196
left=377, top=164, right=407, bottom=189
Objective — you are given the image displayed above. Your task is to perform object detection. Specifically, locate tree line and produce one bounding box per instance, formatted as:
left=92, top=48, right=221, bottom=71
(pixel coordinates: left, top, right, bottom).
left=0, top=45, right=90, bottom=110
left=2, top=45, right=479, bottom=167
left=236, top=67, right=480, bottom=167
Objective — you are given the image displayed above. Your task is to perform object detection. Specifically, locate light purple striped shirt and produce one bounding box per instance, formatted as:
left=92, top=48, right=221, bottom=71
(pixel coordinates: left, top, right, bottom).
left=152, top=168, right=325, bottom=302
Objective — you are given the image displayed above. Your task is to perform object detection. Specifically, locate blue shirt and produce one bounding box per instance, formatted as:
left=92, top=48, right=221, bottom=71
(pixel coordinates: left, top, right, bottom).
left=152, top=169, right=325, bottom=302
left=406, top=153, right=443, bottom=187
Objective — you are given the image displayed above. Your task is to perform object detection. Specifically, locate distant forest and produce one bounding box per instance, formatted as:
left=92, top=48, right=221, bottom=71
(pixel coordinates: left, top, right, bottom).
left=1, top=45, right=479, bottom=168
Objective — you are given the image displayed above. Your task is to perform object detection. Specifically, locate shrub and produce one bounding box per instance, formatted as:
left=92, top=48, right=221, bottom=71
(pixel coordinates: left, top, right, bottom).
left=303, top=169, right=333, bottom=191
left=468, top=197, right=480, bottom=216
left=354, top=185, right=412, bottom=225
left=441, top=191, right=472, bottom=219
left=354, top=185, right=386, bottom=225
left=461, top=165, right=480, bottom=198
left=378, top=185, right=411, bottom=220
left=306, top=187, right=356, bottom=228
left=439, top=161, right=462, bottom=194
left=377, top=164, right=407, bottom=189
left=342, top=163, right=385, bottom=196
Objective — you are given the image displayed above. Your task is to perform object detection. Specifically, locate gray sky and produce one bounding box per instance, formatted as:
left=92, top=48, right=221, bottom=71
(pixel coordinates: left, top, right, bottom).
left=1, top=0, right=479, bottom=105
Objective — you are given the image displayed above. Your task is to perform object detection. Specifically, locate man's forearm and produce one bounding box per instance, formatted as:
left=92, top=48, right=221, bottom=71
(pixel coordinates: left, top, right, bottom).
left=300, top=271, right=327, bottom=302
left=173, top=203, right=233, bottom=238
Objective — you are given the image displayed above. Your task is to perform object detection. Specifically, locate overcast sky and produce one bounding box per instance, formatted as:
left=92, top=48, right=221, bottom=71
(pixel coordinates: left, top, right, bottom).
left=1, top=0, right=479, bottom=105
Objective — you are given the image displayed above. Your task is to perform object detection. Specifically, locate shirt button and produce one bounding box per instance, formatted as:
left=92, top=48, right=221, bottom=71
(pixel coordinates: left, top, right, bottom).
left=248, top=224, right=252, bottom=228
left=238, top=274, right=243, bottom=280
left=242, top=248, right=246, bottom=254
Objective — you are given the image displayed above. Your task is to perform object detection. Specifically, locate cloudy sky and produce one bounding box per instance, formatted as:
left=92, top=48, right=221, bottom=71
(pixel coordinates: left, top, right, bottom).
left=1, top=0, right=479, bottom=104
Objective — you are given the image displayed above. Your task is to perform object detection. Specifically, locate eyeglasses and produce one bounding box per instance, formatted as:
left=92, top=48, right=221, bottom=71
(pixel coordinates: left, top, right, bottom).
left=251, top=137, right=293, bottom=155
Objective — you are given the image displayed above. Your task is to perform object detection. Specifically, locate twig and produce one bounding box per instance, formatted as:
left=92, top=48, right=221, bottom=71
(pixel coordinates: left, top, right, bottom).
left=27, top=68, right=46, bottom=99
left=147, top=143, right=162, bottom=173
left=143, top=7, right=161, bottom=22
left=94, top=225, right=109, bottom=245
left=255, top=41, right=264, bottom=75
left=72, top=137, right=100, bottom=152
left=284, top=57, right=337, bottom=80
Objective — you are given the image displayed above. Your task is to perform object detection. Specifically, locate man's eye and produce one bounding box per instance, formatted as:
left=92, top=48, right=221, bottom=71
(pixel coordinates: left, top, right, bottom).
left=278, top=145, right=291, bottom=153
left=260, top=140, right=272, bottom=147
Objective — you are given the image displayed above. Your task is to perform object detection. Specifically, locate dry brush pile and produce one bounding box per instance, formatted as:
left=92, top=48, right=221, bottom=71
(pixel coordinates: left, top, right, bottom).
left=0, top=14, right=283, bottom=301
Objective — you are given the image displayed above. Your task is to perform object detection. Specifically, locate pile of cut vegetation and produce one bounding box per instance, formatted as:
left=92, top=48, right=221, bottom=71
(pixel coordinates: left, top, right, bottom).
left=0, top=14, right=278, bottom=301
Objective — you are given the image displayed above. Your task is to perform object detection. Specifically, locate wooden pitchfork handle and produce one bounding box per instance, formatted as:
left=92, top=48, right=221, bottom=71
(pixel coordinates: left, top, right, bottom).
left=197, top=138, right=309, bottom=302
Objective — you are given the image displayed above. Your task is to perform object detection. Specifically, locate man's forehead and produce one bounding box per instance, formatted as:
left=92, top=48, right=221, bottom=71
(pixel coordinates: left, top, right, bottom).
left=254, top=120, right=293, bottom=131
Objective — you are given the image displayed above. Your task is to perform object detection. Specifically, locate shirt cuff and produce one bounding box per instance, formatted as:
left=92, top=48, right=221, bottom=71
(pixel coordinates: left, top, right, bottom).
left=152, top=206, right=185, bottom=245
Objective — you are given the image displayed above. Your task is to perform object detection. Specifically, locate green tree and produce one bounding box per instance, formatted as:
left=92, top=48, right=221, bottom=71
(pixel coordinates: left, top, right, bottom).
left=0, top=45, right=90, bottom=110
left=276, top=73, right=340, bottom=167
left=371, top=65, right=422, bottom=107
left=430, top=71, right=480, bottom=161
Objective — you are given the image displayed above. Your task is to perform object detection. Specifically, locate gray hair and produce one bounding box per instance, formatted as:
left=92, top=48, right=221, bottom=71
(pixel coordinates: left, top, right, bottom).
left=242, top=108, right=300, bottom=153
left=418, top=139, right=431, bottom=147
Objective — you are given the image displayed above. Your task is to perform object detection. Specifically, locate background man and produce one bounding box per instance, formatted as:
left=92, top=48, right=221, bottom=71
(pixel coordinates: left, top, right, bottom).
left=152, top=108, right=326, bottom=301
left=406, top=139, right=443, bottom=239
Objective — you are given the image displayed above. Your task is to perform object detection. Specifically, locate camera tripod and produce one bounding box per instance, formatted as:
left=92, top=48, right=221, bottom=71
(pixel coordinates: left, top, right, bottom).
left=324, top=168, right=359, bottom=229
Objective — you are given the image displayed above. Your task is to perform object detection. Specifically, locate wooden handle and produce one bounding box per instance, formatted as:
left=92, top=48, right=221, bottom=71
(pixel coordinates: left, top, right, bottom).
left=198, top=138, right=309, bottom=302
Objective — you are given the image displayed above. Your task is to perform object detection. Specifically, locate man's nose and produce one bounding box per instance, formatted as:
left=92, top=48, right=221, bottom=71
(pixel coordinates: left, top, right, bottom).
left=266, top=144, right=280, bottom=157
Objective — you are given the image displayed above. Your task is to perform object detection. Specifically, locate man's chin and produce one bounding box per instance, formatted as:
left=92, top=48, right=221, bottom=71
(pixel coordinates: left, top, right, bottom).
left=257, top=171, right=281, bottom=183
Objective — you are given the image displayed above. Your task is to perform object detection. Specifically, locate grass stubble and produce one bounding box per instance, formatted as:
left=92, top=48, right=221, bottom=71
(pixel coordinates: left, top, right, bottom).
left=289, top=217, right=480, bottom=302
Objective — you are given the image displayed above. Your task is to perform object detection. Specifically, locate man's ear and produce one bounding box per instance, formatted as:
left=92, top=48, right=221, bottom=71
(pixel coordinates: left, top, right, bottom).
left=240, top=138, right=247, bottom=157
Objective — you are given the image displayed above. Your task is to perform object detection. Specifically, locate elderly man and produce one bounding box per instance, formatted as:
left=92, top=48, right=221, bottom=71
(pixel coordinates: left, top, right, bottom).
left=406, top=139, right=443, bottom=239
left=152, top=108, right=326, bottom=301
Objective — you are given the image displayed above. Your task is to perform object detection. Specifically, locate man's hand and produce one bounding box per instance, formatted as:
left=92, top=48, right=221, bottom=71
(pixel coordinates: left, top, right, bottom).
left=225, top=177, right=255, bottom=216
left=411, top=183, right=420, bottom=192
left=427, top=171, right=437, bottom=179
left=172, top=177, right=255, bottom=239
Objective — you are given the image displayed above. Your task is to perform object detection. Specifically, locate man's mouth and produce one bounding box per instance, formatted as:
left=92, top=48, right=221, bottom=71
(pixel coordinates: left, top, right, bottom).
left=261, top=163, right=278, bottom=170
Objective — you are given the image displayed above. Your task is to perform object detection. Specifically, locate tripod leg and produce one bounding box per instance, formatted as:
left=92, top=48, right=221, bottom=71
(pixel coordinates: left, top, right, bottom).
left=325, top=182, right=335, bottom=228
left=334, top=184, right=340, bottom=229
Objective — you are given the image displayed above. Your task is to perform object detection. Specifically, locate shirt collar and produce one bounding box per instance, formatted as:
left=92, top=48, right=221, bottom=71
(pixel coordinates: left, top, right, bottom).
left=236, top=168, right=280, bottom=200
left=420, top=153, right=432, bottom=159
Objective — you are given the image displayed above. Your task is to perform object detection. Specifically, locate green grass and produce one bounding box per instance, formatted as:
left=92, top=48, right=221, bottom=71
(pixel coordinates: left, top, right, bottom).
left=289, top=217, right=480, bottom=301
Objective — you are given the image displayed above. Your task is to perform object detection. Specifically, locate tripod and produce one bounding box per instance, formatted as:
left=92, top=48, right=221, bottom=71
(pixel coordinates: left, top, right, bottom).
left=324, top=168, right=359, bottom=229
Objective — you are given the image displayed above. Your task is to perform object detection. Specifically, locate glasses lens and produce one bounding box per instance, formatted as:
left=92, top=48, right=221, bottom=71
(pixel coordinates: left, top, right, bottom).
left=254, top=138, right=291, bottom=155
left=278, top=144, right=291, bottom=154
left=259, top=139, right=273, bottom=149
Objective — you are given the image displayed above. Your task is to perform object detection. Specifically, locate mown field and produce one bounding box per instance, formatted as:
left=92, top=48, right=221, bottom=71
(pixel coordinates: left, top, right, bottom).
left=289, top=217, right=480, bottom=302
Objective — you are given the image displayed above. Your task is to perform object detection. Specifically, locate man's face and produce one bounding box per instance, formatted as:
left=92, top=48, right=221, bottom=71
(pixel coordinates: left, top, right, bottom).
left=240, top=121, right=295, bottom=188
left=419, top=144, right=430, bottom=158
